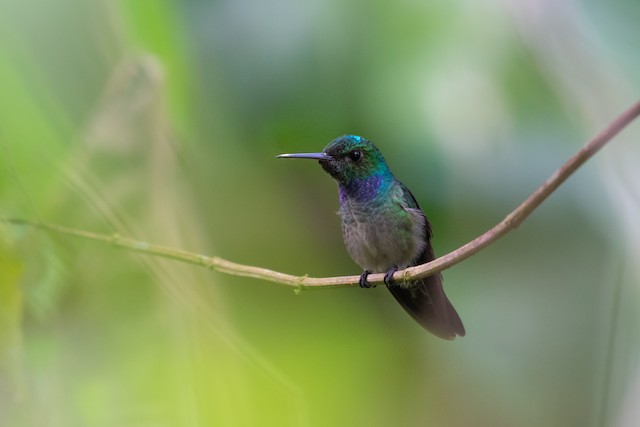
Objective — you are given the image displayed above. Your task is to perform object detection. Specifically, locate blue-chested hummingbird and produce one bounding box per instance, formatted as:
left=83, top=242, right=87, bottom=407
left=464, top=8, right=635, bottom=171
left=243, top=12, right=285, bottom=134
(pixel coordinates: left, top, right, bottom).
left=278, top=135, right=465, bottom=339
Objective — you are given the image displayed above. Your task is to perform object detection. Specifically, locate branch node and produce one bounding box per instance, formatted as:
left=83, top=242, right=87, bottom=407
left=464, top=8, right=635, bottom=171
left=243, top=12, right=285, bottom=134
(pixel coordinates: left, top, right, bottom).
left=198, top=255, right=213, bottom=269
left=398, top=269, right=410, bottom=284
left=109, top=233, right=123, bottom=246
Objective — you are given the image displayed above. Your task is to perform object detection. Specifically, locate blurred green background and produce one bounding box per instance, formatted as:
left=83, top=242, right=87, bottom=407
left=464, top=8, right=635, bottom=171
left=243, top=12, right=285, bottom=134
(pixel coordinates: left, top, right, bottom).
left=1, top=0, right=639, bottom=426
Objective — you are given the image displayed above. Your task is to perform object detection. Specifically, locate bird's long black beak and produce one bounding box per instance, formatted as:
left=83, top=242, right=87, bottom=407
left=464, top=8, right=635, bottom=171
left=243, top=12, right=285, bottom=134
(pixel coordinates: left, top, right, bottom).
left=276, top=152, right=333, bottom=161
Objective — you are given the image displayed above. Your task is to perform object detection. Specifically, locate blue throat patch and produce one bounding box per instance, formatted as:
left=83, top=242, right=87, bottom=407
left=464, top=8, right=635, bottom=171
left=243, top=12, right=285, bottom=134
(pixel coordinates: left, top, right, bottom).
left=339, top=173, right=390, bottom=204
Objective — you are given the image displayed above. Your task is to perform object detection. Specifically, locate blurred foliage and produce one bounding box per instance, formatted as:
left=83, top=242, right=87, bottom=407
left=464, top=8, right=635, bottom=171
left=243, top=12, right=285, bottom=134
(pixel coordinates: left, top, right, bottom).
left=1, top=0, right=639, bottom=426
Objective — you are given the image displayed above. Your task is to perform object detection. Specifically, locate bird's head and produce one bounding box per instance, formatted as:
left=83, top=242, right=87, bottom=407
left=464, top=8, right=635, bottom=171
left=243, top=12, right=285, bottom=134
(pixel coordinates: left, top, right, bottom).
left=277, top=135, right=389, bottom=185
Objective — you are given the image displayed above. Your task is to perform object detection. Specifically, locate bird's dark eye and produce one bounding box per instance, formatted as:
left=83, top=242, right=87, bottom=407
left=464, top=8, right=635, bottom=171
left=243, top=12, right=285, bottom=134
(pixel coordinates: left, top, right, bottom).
left=348, top=150, right=362, bottom=162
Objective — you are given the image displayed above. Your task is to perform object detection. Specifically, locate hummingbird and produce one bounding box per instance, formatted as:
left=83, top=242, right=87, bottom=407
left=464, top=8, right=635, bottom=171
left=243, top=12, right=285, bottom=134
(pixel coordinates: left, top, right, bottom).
left=278, top=135, right=465, bottom=339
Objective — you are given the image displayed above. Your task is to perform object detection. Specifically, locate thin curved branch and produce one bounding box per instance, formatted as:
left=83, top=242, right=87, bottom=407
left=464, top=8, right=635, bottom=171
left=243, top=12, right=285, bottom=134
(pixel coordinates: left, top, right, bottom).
left=3, top=100, right=640, bottom=289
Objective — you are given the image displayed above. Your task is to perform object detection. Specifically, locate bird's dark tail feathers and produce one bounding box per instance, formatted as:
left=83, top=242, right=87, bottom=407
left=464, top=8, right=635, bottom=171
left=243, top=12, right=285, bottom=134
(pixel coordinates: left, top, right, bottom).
left=386, top=242, right=465, bottom=339
left=386, top=272, right=465, bottom=340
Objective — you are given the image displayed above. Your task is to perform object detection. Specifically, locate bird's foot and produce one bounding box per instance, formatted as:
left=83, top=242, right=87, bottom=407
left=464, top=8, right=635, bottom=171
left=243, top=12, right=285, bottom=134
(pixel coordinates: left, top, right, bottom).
left=359, top=270, right=374, bottom=288
left=384, top=266, right=399, bottom=287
